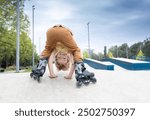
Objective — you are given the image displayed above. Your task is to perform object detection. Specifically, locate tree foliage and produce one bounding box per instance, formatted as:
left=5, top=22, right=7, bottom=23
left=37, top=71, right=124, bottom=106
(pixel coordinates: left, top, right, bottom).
left=108, top=39, right=150, bottom=59
left=0, top=0, right=38, bottom=68
left=136, top=50, right=145, bottom=60
left=83, top=50, right=89, bottom=59
left=83, top=49, right=104, bottom=61
left=143, top=38, right=150, bottom=57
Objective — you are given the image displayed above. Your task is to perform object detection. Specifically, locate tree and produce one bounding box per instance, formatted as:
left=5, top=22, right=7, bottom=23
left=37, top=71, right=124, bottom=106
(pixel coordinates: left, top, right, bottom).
left=104, top=46, right=107, bottom=58
left=107, top=52, right=114, bottom=58
left=143, top=38, right=150, bottom=57
left=136, top=50, right=145, bottom=60
left=0, top=0, right=38, bottom=68
left=83, top=50, right=89, bottom=59
left=108, top=45, right=118, bottom=58
left=118, top=43, right=129, bottom=58
left=98, top=52, right=104, bottom=60
left=129, top=42, right=143, bottom=58
left=83, top=49, right=104, bottom=60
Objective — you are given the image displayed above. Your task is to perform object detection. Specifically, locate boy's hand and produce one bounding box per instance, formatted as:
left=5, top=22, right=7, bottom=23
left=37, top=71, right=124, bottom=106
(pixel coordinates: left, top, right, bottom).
left=64, top=75, right=72, bottom=79
left=49, top=75, right=58, bottom=79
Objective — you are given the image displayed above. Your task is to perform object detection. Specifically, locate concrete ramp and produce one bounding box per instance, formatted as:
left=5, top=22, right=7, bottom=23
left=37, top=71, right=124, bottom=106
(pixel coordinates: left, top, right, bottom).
left=84, top=58, right=114, bottom=70
left=108, top=58, right=150, bottom=70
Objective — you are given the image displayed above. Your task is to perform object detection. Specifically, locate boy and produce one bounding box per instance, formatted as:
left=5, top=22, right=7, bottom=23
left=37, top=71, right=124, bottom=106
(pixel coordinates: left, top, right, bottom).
left=31, top=25, right=96, bottom=86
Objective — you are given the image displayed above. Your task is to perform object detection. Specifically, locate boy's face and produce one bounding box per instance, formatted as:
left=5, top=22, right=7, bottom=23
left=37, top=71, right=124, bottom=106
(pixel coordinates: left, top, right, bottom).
left=56, top=52, right=68, bottom=65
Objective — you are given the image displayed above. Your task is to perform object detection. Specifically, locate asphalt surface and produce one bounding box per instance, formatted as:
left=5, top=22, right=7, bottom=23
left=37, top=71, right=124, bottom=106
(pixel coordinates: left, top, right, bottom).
left=0, top=63, right=150, bottom=103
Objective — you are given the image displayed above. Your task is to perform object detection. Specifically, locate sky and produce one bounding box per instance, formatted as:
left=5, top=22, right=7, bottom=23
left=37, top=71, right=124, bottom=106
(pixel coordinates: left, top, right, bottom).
left=24, top=0, right=150, bottom=54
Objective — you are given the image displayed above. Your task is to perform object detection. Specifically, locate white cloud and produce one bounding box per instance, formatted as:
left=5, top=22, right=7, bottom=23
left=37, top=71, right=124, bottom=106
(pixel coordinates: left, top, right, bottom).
left=38, top=1, right=78, bottom=21
left=48, top=5, right=75, bottom=20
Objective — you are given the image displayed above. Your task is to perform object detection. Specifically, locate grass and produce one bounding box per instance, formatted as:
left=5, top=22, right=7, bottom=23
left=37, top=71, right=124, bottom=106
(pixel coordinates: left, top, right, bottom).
left=23, top=67, right=32, bottom=72
left=4, top=66, right=32, bottom=73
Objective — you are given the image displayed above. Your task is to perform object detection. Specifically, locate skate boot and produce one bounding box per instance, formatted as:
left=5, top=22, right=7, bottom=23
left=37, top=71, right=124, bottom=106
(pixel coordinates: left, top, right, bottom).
left=30, top=58, right=48, bottom=83
left=75, top=62, right=97, bottom=88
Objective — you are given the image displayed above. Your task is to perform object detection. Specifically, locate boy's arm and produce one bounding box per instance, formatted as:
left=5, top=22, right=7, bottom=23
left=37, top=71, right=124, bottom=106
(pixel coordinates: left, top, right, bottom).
left=64, top=64, right=75, bottom=79
left=64, top=54, right=75, bottom=79
left=48, top=50, right=57, bottom=78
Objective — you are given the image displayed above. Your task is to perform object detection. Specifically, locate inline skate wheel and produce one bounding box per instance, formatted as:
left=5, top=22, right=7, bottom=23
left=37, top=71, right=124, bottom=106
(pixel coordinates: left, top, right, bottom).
left=90, top=77, right=97, bottom=84
left=83, top=80, right=90, bottom=86
left=37, top=77, right=40, bottom=83
left=76, top=81, right=82, bottom=88
left=33, top=76, right=37, bottom=80
left=30, top=73, right=33, bottom=78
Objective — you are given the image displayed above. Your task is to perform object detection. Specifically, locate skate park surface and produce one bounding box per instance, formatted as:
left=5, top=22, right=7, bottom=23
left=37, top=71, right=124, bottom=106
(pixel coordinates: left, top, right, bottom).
left=0, top=59, right=150, bottom=103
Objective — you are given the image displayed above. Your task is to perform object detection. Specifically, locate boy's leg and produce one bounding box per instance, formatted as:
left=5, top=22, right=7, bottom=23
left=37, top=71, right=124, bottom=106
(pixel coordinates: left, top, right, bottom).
left=74, top=62, right=96, bottom=87
left=34, top=58, right=48, bottom=76
left=59, top=27, right=82, bottom=62
left=59, top=27, right=96, bottom=86
left=40, top=28, right=57, bottom=58
left=30, top=58, right=48, bottom=82
left=31, top=28, right=56, bottom=80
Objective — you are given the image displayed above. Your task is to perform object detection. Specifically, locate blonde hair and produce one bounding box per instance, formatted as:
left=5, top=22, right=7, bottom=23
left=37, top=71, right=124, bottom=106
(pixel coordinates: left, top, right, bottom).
left=55, top=53, right=70, bottom=71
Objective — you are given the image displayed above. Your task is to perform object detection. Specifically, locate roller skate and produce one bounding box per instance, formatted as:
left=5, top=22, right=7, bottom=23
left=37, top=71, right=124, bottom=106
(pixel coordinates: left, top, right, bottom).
left=30, top=58, right=47, bottom=83
left=75, top=62, right=97, bottom=88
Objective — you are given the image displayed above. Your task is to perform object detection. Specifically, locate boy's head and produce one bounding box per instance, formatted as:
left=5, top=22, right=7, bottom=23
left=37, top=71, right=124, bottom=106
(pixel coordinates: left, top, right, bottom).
left=55, top=52, right=70, bottom=71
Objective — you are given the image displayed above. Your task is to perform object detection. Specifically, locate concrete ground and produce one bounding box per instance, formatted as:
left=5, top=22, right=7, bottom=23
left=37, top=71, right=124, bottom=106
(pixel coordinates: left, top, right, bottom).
left=0, top=63, right=150, bottom=103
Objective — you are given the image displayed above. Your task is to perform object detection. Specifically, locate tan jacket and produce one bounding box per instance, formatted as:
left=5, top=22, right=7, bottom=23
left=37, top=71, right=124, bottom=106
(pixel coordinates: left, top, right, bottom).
left=41, top=25, right=82, bottom=62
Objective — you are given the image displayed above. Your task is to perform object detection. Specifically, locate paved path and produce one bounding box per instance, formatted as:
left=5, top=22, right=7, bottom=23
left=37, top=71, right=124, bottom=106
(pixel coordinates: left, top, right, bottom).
left=0, top=64, right=150, bottom=103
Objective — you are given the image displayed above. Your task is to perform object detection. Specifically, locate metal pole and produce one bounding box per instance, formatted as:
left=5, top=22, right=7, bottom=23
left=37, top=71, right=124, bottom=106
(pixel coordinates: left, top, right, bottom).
left=126, top=46, right=128, bottom=58
left=39, top=37, right=41, bottom=54
left=104, top=46, right=107, bottom=58
left=16, top=0, right=20, bottom=72
left=116, top=46, right=118, bottom=58
left=32, top=5, right=35, bottom=67
left=87, top=22, right=90, bottom=58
